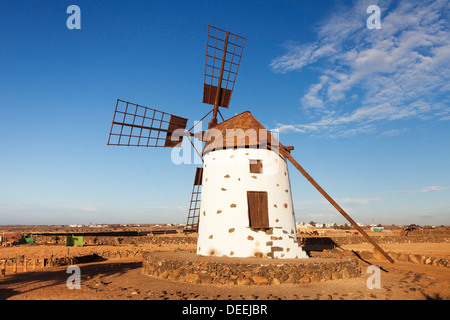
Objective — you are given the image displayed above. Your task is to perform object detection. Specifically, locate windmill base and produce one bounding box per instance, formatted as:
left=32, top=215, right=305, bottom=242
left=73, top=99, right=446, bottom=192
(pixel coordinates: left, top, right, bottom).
left=196, top=226, right=309, bottom=259
left=142, top=251, right=361, bottom=286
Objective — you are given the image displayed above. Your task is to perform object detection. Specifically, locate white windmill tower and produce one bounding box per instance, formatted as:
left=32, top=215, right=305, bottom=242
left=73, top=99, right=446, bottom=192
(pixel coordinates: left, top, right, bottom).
left=196, top=111, right=308, bottom=258
left=107, top=25, right=395, bottom=263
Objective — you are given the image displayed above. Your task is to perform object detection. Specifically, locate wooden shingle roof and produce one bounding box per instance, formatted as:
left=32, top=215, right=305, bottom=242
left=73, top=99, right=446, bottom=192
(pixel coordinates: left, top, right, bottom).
left=202, top=111, right=284, bottom=155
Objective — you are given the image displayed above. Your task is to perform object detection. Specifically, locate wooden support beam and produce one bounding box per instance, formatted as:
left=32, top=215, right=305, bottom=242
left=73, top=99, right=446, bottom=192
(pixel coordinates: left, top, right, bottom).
left=280, top=147, right=395, bottom=264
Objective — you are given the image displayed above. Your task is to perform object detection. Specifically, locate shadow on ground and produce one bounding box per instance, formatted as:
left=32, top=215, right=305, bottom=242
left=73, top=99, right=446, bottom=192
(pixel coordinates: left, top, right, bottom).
left=0, top=259, right=142, bottom=300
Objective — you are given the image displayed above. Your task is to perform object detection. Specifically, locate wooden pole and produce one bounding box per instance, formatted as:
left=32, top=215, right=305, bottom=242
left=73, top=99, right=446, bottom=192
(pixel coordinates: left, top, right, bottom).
left=282, top=149, right=395, bottom=264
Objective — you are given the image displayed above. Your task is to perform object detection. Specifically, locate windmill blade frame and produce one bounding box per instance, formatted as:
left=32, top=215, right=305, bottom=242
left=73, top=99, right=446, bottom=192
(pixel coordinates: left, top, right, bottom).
left=203, top=25, right=246, bottom=128
left=108, top=99, right=189, bottom=148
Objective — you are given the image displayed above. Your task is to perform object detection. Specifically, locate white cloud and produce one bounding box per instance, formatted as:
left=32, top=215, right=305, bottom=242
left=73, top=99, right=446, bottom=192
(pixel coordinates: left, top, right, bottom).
left=270, top=0, right=450, bottom=137
left=392, top=186, right=449, bottom=194
left=380, top=128, right=408, bottom=136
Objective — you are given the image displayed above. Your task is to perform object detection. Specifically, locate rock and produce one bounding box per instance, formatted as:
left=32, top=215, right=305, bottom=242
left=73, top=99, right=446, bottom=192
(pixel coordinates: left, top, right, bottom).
left=409, top=254, right=421, bottom=264
left=271, top=278, right=281, bottom=285
left=237, top=278, right=250, bottom=286
left=360, top=251, right=373, bottom=260
left=168, top=274, right=177, bottom=281
left=251, top=275, right=269, bottom=284
left=299, top=276, right=311, bottom=284
left=432, top=259, right=441, bottom=266
left=310, top=274, right=321, bottom=283
left=420, top=255, right=426, bottom=264
left=341, top=268, right=351, bottom=279
left=398, top=254, right=409, bottom=262
left=185, top=273, right=199, bottom=283
left=284, top=275, right=297, bottom=284
left=322, top=270, right=332, bottom=281
left=331, top=272, right=341, bottom=280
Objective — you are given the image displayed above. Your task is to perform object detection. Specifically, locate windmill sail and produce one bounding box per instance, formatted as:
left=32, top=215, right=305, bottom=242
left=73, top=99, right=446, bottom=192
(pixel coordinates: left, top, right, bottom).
left=108, top=99, right=188, bottom=148
left=203, top=25, right=246, bottom=109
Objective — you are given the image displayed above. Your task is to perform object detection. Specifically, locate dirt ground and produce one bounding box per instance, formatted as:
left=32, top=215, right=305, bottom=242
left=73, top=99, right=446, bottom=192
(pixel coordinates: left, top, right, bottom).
left=1, top=241, right=449, bottom=301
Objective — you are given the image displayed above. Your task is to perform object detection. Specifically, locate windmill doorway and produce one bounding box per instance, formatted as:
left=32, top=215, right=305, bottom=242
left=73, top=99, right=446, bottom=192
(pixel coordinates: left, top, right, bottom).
left=247, top=191, right=269, bottom=229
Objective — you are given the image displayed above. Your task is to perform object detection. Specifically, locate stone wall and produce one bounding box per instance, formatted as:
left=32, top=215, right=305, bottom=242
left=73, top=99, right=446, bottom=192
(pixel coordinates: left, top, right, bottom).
left=0, top=249, right=148, bottom=276
left=350, top=250, right=449, bottom=268
left=30, top=235, right=197, bottom=246
left=29, top=234, right=449, bottom=247
left=142, top=252, right=361, bottom=286
left=300, top=235, right=449, bottom=247
left=0, top=254, right=102, bottom=276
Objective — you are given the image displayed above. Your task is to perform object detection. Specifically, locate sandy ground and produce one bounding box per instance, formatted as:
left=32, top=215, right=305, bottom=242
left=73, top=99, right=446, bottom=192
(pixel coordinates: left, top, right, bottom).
left=1, top=242, right=449, bottom=301
left=0, top=257, right=448, bottom=301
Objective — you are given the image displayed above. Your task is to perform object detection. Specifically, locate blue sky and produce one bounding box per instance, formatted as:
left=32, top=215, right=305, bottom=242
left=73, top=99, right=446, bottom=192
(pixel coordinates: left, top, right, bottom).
left=0, top=0, right=449, bottom=226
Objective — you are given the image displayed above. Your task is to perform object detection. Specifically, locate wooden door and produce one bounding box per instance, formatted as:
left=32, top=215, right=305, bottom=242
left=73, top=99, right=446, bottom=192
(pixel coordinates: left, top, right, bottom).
left=247, top=191, right=269, bottom=229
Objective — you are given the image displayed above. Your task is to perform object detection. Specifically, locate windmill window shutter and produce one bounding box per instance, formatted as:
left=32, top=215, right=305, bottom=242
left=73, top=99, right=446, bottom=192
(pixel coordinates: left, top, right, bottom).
left=247, top=191, right=269, bottom=229
left=249, top=159, right=263, bottom=174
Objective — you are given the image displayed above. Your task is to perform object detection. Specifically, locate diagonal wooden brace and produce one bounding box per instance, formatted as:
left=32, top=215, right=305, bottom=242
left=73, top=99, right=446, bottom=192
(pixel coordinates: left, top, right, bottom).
left=280, top=148, right=395, bottom=264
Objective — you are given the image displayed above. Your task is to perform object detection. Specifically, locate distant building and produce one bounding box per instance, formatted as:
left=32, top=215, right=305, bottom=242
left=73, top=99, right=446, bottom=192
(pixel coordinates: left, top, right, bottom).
left=357, top=222, right=367, bottom=227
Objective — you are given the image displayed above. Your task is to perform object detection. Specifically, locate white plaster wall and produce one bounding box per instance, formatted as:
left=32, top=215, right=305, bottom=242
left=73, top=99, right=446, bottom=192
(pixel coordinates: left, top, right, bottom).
left=197, top=147, right=308, bottom=259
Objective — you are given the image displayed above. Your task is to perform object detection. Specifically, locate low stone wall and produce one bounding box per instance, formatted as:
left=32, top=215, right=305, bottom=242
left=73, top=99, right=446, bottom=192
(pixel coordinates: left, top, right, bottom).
left=351, top=250, right=449, bottom=268
left=30, top=235, right=198, bottom=246
left=0, top=248, right=149, bottom=276
left=300, top=235, right=449, bottom=247
left=0, top=254, right=103, bottom=276
left=29, top=234, right=449, bottom=247
left=0, top=254, right=99, bottom=268
left=142, top=251, right=361, bottom=286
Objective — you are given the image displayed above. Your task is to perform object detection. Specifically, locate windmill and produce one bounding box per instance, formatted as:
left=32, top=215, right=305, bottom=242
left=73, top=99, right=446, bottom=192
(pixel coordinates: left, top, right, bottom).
left=107, top=25, right=394, bottom=262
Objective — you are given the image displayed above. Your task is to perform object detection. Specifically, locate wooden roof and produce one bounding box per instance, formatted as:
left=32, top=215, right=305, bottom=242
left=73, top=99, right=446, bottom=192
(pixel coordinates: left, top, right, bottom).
left=202, top=111, right=284, bottom=155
